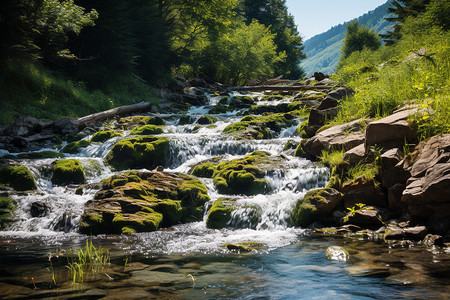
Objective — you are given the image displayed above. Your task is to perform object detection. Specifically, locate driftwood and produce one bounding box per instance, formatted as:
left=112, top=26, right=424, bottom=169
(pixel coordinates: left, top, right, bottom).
left=228, top=85, right=331, bottom=92
left=73, top=102, right=152, bottom=128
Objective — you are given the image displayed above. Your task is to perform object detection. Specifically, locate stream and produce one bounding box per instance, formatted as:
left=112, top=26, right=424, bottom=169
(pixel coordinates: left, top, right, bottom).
left=0, top=91, right=449, bottom=299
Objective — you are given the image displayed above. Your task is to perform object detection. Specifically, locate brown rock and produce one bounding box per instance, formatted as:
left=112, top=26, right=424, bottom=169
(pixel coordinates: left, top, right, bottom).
left=303, top=119, right=366, bottom=157
left=404, top=226, right=427, bottom=240
left=316, top=96, right=338, bottom=110
left=342, top=177, right=387, bottom=209
left=388, top=183, right=406, bottom=214
left=328, top=87, right=354, bottom=101
left=365, top=109, right=417, bottom=151
left=313, top=72, right=327, bottom=81
left=344, top=206, right=384, bottom=229
left=423, top=234, right=444, bottom=247
left=306, top=107, right=341, bottom=136
left=343, top=144, right=366, bottom=165
left=400, top=134, right=450, bottom=223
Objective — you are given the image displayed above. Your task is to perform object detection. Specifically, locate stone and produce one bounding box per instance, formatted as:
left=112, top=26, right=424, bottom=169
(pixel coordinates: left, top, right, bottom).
left=423, top=234, right=444, bottom=247
left=4, top=115, right=41, bottom=137
left=325, top=246, right=349, bottom=262
left=0, top=165, right=37, bottom=191
left=404, top=226, right=427, bottom=240
left=305, top=107, right=341, bottom=137
left=30, top=202, right=48, bottom=217
left=0, top=197, right=15, bottom=229
left=388, top=183, right=406, bottom=214
left=328, top=87, right=354, bottom=101
left=79, top=171, right=210, bottom=234
left=91, top=130, right=122, bottom=142
left=343, top=144, right=366, bottom=165
left=316, top=96, right=338, bottom=110
left=188, top=78, right=207, bottom=88
left=380, top=148, right=407, bottom=189
left=51, top=118, right=79, bottom=135
left=342, top=177, right=387, bottom=209
left=291, top=188, right=342, bottom=227
left=343, top=206, right=384, bottom=229
left=303, top=119, right=367, bottom=157
left=400, top=135, right=450, bottom=224
left=365, top=109, right=417, bottom=151
left=105, top=136, right=170, bottom=171
left=51, top=159, right=85, bottom=185
left=313, top=72, right=327, bottom=81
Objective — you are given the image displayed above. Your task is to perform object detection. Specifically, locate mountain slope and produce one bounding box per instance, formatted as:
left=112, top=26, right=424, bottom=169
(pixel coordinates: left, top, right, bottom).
left=301, top=1, right=392, bottom=76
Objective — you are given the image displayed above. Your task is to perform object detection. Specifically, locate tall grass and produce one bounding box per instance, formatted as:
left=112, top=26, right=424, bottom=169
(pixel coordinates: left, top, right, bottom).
left=331, top=16, right=450, bottom=141
left=0, top=59, right=159, bottom=124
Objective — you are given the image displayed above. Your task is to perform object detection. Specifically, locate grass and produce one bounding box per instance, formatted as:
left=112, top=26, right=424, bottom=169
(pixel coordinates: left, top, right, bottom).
left=345, top=163, right=379, bottom=184
left=319, top=150, right=345, bottom=169
left=65, top=240, right=110, bottom=284
left=0, top=59, right=159, bottom=124
left=330, top=16, right=449, bottom=141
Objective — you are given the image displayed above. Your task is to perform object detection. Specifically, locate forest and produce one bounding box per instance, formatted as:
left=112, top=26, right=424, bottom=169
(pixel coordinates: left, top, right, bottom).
left=0, top=0, right=304, bottom=124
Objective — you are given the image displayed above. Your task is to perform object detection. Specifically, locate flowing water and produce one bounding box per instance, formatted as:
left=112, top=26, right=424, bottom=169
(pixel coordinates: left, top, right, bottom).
left=1, top=92, right=449, bottom=299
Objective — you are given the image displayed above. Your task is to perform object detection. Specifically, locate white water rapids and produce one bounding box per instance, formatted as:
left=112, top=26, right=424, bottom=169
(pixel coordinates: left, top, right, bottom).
left=0, top=92, right=330, bottom=253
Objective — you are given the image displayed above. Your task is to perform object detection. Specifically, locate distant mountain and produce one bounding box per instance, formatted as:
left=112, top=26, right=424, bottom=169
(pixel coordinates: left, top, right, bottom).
left=301, top=1, right=392, bottom=76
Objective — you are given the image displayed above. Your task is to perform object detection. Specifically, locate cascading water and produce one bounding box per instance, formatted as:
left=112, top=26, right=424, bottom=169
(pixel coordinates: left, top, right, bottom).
left=0, top=90, right=328, bottom=252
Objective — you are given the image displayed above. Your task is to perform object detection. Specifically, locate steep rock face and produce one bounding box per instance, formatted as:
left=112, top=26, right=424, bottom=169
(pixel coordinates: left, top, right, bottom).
left=79, top=171, right=210, bottom=234
left=365, top=109, right=417, bottom=151
left=400, top=134, right=450, bottom=231
left=302, top=119, right=366, bottom=157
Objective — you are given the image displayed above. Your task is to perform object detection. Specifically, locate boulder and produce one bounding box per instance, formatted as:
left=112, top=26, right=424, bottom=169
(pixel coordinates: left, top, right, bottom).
left=341, top=177, right=387, bottom=209
left=105, top=136, right=170, bottom=171
left=78, top=171, right=209, bottom=234
left=30, top=202, right=48, bottom=217
left=303, top=119, right=366, bottom=157
left=91, top=130, right=122, bottom=142
left=50, top=118, right=79, bottom=135
left=384, top=225, right=428, bottom=241
left=400, top=134, right=450, bottom=231
left=0, top=165, right=37, bottom=191
left=388, top=183, right=406, bottom=214
left=380, top=148, right=406, bottom=189
left=343, top=206, right=384, bottom=229
left=313, top=72, right=327, bottom=81
left=4, top=116, right=41, bottom=137
left=51, top=159, right=85, bottom=185
left=0, top=197, right=15, bottom=229
left=328, top=87, right=354, bottom=101
left=305, top=107, right=341, bottom=137
left=343, top=144, right=365, bottom=165
left=291, top=188, right=342, bottom=227
left=316, top=96, right=338, bottom=110
left=365, top=109, right=417, bottom=151
left=206, top=198, right=260, bottom=229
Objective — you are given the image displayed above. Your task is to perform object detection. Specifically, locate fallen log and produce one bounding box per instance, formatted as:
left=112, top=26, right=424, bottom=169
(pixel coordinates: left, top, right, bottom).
left=73, top=102, right=152, bottom=128
left=228, top=85, right=332, bottom=92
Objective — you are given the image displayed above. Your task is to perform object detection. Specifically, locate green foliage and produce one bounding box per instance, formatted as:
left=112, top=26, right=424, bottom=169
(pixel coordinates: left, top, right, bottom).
left=319, top=150, right=345, bottom=169
left=65, top=240, right=109, bottom=284
left=0, top=165, right=37, bottom=191
left=345, top=163, right=379, bottom=184
left=340, top=20, right=381, bottom=60
left=51, top=159, right=86, bottom=185
left=332, top=14, right=449, bottom=134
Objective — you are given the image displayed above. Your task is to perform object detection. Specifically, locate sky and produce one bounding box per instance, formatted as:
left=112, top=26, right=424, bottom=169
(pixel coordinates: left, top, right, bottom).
left=286, top=0, right=388, bottom=40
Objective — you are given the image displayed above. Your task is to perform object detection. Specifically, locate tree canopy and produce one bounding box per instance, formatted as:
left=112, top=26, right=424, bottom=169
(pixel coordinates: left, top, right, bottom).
left=341, top=20, right=381, bottom=59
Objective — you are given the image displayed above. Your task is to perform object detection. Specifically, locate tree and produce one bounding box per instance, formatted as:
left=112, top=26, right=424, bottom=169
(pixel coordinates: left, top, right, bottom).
left=240, top=0, right=305, bottom=78
left=0, top=0, right=97, bottom=63
left=341, top=20, right=381, bottom=59
left=381, top=0, right=431, bottom=45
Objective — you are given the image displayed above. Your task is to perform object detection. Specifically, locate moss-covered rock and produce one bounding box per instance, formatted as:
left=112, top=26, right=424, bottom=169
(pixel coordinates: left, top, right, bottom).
left=208, top=104, right=234, bottom=114
left=51, top=159, right=86, bottom=185
left=79, top=171, right=210, bottom=234
left=291, top=188, right=342, bottom=227
left=178, top=115, right=195, bottom=125
left=229, top=95, right=256, bottom=109
left=223, top=113, right=295, bottom=140
left=0, top=197, right=15, bottom=229
left=62, top=139, right=91, bottom=154
left=130, top=125, right=164, bottom=135
left=191, top=162, right=216, bottom=178
left=196, top=115, right=218, bottom=125
left=206, top=198, right=236, bottom=229
left=0, top=165, right=37, bottom=191
left=118, top=115, right=165, bottom=130
left=17, top=151, right=65, bottom=159
left=91, top=130, right=122, bottom=143
left=105, top=136, right=169, bottom=171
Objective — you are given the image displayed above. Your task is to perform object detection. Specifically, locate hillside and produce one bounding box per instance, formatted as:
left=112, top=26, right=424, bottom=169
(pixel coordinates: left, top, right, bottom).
left=301, top=1, right=392, bottom=76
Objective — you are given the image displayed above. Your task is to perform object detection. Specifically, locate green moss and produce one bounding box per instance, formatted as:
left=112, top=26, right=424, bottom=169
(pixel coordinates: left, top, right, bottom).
left=197, top=115, right=218, bottom=125
left=223, top=243, right=253, bottom=253
left=62, top=139, right=91, bottom=154
left=105, top=136, right=170, bottom=170
left=91, top=130, right=122, bottom=143
left=0, top=197, right=15, bottom=229
left=209, top=103, right=234, bottom=114
left=229, top=95, right=255, bottom=108
left=191, top=162, right=216, bottom=178
left=291, top=189, right=332, bottom=227
left=178, top=115, right=194, bottom=125
left=294, top=140, right=308, bottom=157
left=51, top=159, right=85, bottom=185
left=119, top=115, right=165, bottom=128
left=0, top=166, right=37, bottom=191
left=223, top=113, right=295, bottom=140
left=206, top=198, right=236, bottom=229
left=130, top=125, right=164, bottom=135
left=17, top=151, right=65, bottom=159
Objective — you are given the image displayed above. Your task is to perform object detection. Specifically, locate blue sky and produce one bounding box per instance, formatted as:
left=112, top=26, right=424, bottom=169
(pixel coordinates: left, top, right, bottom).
left=286, top=0, right=388, bottom=40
